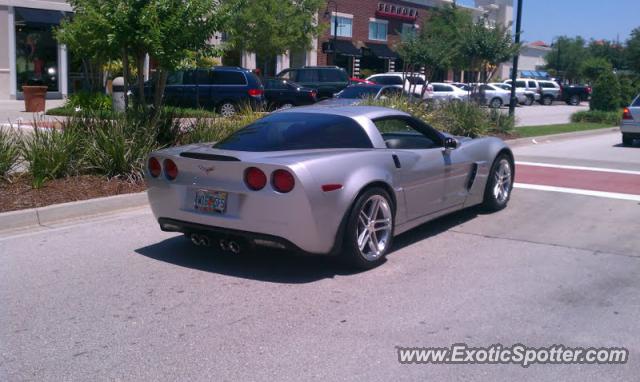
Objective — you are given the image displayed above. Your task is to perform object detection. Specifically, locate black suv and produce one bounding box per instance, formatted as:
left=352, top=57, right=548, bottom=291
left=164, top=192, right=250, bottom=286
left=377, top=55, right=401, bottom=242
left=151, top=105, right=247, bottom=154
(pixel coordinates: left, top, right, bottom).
left=149, top=67, right=264, bottom=116
left=275, top=66, right=349, bottom=99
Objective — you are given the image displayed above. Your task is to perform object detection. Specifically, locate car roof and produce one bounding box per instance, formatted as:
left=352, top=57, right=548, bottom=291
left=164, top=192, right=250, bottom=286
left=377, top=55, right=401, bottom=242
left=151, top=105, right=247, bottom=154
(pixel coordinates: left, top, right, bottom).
left=276, top=105, right=410, bottom=120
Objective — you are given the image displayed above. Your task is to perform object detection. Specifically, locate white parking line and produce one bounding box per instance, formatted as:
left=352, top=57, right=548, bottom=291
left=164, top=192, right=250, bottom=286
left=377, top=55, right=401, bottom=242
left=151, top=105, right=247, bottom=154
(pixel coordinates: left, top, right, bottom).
left=515, top=161, right=640, bottom=176
left=514, top=183, right=640, bottom=202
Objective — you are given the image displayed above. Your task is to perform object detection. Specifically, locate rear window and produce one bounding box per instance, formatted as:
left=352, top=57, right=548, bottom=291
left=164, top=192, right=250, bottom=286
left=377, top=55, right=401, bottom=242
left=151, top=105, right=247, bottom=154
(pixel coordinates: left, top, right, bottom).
left=632, top=95, right=640, bottom=107
left=337, top=86, right=380, bottom=98
left=369, top=76, right=403, bottom=85
left=213, top=113, right=373, bottom=151
left=407, top=76, right=425, bottom=85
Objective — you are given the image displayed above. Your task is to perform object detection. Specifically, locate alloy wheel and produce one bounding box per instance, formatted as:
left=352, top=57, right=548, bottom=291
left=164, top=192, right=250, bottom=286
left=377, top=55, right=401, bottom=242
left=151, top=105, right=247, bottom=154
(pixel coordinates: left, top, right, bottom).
left=220, top=103, right=236, bottom=117
left=493, top=159, right=512, bottom=203
left=356, top=195, right=393, bottom=261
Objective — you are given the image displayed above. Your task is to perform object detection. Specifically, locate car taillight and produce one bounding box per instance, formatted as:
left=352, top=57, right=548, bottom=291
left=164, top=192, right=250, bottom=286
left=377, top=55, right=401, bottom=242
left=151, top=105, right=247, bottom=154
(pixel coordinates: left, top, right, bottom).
left=244, top=167, right=267, bottom=190
left=587, top=87, right=592, bottom=94
left=148, top=157, right=161, bottom=178
left=623, top=108, right=634, bottom=120
left=163, top=159, right=178, bottom=181
left=272, top=169, right=295, bottom=193
left=311, top=90, right=317, bottom=98
left=248, top=88, right=264, bottom=97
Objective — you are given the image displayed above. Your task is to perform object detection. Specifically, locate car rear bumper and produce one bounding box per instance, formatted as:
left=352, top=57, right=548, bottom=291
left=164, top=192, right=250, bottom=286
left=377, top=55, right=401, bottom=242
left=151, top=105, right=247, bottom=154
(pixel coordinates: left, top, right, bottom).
left=621, top=122, right=640, bottom=134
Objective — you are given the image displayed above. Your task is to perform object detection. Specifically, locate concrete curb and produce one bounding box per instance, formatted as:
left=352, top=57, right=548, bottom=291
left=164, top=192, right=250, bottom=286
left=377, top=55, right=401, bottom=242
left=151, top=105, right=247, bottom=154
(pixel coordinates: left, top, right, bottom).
left=0, top=191, right=148, bottom=233
left=506, top=126, right=619, bottom=147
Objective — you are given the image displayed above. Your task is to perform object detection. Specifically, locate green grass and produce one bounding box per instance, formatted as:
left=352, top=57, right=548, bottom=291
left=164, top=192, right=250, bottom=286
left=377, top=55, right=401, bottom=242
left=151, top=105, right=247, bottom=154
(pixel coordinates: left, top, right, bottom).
left=515, top=122, right=613, bottom=138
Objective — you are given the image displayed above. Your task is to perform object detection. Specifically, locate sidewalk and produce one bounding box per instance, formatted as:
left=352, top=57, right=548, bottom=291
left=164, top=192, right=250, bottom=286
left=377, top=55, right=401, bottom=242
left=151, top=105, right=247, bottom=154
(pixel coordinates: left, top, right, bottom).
left=0, top=99, right=67, bottom=125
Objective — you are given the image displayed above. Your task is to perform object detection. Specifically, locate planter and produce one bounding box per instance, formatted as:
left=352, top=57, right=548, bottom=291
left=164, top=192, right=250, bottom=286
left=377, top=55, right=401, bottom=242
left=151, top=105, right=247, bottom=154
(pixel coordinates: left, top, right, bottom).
left=22, top=85, right=48, bottom=112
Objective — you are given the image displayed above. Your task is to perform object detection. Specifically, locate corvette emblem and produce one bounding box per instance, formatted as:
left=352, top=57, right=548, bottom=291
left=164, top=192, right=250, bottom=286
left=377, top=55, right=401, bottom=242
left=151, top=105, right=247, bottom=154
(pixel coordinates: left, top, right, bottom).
left=198, top=165, right=215, bottom=175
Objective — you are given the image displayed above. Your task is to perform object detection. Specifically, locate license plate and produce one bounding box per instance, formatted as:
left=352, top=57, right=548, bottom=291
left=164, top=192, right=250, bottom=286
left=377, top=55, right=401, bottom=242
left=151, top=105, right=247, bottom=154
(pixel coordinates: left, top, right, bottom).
left=194, top=190, right=227, bottom=214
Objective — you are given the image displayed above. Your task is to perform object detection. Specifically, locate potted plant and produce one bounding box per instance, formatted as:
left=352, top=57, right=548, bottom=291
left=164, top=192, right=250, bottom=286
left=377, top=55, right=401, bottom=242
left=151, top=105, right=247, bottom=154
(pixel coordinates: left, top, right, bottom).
left=22, top=78, right=48, bottom=112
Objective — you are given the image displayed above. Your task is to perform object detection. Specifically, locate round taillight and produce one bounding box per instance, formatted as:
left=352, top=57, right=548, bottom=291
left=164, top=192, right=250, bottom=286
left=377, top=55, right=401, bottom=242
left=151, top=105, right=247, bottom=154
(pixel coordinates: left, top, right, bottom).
left=148, top=157, right=161, bottom=178
left=164, top=159, right=178, bottom=180
left=272, top=169, right=295, bottom=193
left=244, top=167, right=267, bottom=190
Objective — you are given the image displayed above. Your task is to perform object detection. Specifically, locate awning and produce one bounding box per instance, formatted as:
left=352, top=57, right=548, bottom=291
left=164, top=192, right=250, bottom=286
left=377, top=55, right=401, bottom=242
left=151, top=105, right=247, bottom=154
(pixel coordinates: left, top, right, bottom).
left=15, top=7, right=67, bottom=26
left=334, top=40, right=362, bottom=57
left=365, top=43, right=399, bottom=60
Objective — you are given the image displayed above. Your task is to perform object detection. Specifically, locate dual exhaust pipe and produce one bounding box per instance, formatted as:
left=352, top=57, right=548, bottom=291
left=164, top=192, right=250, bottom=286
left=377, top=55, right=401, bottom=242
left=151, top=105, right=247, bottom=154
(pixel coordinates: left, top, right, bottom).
left=190, top=234, right=241, bottom=254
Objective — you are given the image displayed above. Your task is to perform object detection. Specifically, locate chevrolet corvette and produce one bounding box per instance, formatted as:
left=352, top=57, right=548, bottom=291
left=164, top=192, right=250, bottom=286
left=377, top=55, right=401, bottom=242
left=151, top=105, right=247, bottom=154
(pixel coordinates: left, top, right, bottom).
left=146, top=106, right=514, bottom=269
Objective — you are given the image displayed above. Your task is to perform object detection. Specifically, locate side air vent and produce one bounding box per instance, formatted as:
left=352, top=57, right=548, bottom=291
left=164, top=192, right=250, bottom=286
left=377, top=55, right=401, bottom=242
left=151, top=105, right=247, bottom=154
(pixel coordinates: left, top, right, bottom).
left=179, top=152, right=240, bottom=161
left=466, top=163, right=479, bottom=190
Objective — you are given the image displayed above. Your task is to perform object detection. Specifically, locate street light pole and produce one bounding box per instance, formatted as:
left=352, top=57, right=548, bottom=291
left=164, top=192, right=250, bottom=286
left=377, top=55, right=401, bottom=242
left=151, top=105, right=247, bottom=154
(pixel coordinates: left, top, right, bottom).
left=508, top=0, right=523, bottom=117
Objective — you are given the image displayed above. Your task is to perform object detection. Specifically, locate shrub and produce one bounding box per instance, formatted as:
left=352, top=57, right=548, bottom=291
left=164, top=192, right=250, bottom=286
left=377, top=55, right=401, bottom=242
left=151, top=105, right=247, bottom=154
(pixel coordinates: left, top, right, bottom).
left=488, top=108, right=515, bottom=134
left=618, top=75, right=639, bottom=108
left=179, top=110, right=264, bottom=145
left=0, top=127, right=21, bottom=180
left=20, top=126, right=82, bottom=188
left=66, top=91, right=112, bottom=113
left=571, top=110, right=620, bottom=125
left=590, top=71, right=621, bottom=112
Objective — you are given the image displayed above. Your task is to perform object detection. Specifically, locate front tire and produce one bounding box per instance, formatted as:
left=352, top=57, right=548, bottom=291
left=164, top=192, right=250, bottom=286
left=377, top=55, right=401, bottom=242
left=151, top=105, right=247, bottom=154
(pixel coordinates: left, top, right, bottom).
left=343, top=188, right=394, bottom=269
left=524, top=95, right=534, bottom=106
left=482, top=154, right=514, bottom=211
left=489, top=98, right=503, bottom=109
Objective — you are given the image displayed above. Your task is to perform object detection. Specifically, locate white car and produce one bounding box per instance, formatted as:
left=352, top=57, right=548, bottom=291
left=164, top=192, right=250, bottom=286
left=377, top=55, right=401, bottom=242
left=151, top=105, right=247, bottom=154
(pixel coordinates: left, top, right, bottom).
left=472, top=84, right=512, bottom=108
left=366, top=72, right=432, bottom=98
left=504, top=78, right=541, bottom=102
left=621, top=95, right=640, bottom=146
left=426, top=83, right=469, bottom=103
left=490, top=83, right=535, bottom=106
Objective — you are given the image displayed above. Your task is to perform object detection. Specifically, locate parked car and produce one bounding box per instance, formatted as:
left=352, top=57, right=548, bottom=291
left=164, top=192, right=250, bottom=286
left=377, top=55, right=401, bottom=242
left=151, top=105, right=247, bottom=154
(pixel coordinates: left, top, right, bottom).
left=426, top=82, right=469, bottom=103
left=451, top=82, right=472, bottom=92
left=536, top=80, right=563, bottom=105
left=490, top=82, right=535, bottom=106
left=504, top=79, right=541, bottom=103
left=561, top=84, right=592, bottom=105
left=263, top=79, right=317, bottom=110
left=350, top=77, right=375, bottom=85
left=146, top=67, right=264, bottom=117
left=316, top=84, right=408, bottom=106
left=365, top=72, right=432, bottom=98
left=621, top=95, right=640, bottom=146
left=145, top=106, right=513, bottom=269
left=471, top=84, right=512, bottom=108
left=276, top=66, right=349, bottom=99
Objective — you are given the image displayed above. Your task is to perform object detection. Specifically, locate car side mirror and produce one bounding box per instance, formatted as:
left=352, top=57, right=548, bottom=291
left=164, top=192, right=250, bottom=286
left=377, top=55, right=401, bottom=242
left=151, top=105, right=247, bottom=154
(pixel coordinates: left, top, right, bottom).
left=444, top=137, right=459, bottom=150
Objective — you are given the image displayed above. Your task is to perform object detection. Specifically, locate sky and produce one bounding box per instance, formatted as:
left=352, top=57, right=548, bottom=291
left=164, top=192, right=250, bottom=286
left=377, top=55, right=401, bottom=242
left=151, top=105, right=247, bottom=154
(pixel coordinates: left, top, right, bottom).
left=457, top=0, right=640, bottom=44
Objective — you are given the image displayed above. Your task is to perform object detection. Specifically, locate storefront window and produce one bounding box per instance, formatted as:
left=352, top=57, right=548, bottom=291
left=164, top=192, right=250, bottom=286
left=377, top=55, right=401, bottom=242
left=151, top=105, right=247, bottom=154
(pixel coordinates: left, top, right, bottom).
left=369, top=20, right=388, bottom=41
left=15, top=8, right=63, bottom=92
left=330, top=15, right=353, bottom=38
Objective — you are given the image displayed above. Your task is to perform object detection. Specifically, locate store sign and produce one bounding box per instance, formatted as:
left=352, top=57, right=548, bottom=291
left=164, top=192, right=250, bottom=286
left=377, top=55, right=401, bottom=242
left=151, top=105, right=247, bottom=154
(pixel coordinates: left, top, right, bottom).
left=375, top=2, right=419, bottom=22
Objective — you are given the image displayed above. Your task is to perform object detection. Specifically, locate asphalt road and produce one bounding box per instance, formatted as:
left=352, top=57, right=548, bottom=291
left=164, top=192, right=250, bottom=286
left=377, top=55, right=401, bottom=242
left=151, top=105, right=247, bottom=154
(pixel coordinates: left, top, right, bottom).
left=2, top=131, right=639, bottom=381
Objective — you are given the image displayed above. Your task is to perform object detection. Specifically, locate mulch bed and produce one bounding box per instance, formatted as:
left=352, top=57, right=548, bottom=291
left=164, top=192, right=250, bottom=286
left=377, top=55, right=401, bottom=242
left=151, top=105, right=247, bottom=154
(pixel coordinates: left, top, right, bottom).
left=0, top=175, right=147, bottom=213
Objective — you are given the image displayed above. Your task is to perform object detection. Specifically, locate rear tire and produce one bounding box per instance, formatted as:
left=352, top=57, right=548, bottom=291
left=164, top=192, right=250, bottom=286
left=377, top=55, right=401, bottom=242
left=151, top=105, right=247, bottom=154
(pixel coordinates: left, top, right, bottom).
left=219, top=102, right=237, bottom=117
left=482, top=154, right=514, bottom=212
left=343, top=188, right=394, bottom=270
left=541, top=95, right=553, bottom=106
left=622, top=134, right=634, bottom=146
left=568, top=95, right=580, bottom=105
left=524, top=95, right=534, bottom=106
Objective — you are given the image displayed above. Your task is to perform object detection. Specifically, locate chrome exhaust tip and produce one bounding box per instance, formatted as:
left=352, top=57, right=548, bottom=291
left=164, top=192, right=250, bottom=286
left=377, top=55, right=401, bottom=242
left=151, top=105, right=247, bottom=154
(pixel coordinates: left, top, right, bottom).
left=228, top=241, right=241, bottom=254
left=219, top=239, right=229, bottom=252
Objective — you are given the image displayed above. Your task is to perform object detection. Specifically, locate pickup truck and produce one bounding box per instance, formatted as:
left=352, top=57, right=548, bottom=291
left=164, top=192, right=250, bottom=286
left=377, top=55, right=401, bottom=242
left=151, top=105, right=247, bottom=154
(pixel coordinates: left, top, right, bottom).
left=561, top=84, right=592, bottom=106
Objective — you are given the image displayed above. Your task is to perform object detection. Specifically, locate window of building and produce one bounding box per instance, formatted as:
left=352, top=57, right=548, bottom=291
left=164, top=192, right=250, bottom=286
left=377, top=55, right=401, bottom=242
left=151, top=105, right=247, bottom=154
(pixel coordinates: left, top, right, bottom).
left=369, top=20, right=388, bottom=41
left=330, top=15, right=353, bottom=38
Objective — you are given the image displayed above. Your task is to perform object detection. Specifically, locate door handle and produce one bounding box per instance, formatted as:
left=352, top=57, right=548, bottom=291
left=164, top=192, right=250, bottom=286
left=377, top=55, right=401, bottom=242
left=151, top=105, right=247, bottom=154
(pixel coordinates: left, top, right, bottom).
left=392, top=154, right=401, bottom=169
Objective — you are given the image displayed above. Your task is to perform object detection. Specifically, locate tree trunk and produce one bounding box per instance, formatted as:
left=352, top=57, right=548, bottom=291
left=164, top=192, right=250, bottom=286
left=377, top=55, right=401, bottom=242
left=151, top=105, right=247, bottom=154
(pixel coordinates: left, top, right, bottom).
left=122, top=47, right=130, bottom=111
left=135, top=50, right=147, bottom=109
left=153, top=69, right=168, bottom=110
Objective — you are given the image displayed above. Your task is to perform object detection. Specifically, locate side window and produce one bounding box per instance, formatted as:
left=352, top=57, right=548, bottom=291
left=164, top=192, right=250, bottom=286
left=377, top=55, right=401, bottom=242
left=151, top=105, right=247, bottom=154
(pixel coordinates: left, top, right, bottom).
left=213, top=71, right=247, bottom=85
left=540, top=82, right=556, bottom=89
left=166, top=71, right=184, bottom=85
left=479, top=84, right=491, bottom=91
left=278, top=69, right=295, bottom=80
left=373, top=117, right=442, bottom=149
left=320, top=69, right=346, bottom=82
left=183, top=70, right=197, bottom=85
left=196, top=70, right=213, bottom=85
left=528, top=81, right=537, bottom=88
left=432, top=84, right=445, bottom=92
left=297, top=69, right=319, bottom=83
left=515, top=81, right=526, bottom=88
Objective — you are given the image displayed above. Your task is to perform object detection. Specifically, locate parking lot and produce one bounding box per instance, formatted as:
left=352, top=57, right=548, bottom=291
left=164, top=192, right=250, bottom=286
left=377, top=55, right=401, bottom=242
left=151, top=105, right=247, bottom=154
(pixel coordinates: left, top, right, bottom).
left=512, top=103, right=589, bottom=127
left=1, top=129, right=638, bottom=381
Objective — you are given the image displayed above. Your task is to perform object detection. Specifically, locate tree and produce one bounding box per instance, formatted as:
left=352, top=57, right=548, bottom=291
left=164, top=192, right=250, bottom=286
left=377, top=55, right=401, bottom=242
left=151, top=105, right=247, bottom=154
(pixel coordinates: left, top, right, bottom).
left=545, top=36, right=589, bottom=83
left=590, top=71, right=621, bottom=112
left=221, top=0, right=324, bottom=76
left=587, top=39, right=625, bottom=70
left=579, top=57, right=613, bottom=84
left=57, top=0, right=223, bottom=110
left=626, top=27, right=640, bottom=75
left=459, top=20, right=519, bottom=83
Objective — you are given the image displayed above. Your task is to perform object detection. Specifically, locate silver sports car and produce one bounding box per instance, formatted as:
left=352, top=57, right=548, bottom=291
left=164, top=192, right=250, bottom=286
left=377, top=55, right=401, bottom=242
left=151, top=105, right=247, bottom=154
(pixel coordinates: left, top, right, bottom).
left=146, top=106, right=514, bottom=269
